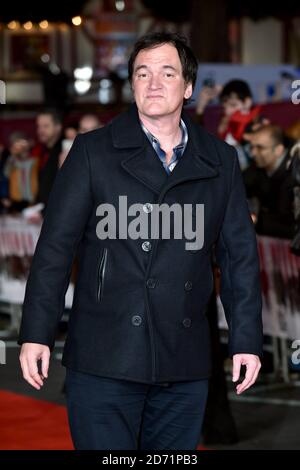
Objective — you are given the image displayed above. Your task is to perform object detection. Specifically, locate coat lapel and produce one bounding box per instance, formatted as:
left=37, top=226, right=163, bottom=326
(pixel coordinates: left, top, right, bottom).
left=121, top=144, right=169, bottom=195
left=112, top=103, right=222, bottom=197
left=112, top=103, right=168, bottom=194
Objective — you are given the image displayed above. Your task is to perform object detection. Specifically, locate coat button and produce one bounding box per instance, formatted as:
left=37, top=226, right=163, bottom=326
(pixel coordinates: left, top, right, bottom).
left=184, top=280, right=193, bottom=291
left=142, top=241, right=152, bottom=252
left=143, top=203, right=153, bottom=213
left=146, top=278, right=157, bottom=289
left=182, top=318, right=192, bottom=328
left=132, top=315, right=142, bottom=326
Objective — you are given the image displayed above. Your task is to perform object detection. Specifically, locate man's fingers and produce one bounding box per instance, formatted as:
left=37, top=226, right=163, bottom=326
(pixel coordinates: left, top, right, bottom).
left=27, top=358, right=44, bottom=387
left=236, top=362, right=261, bottom=394
left=41, top=351, right=49, bottom=378
left=236, top=375, right=252, bottom=394
left=20, top=356, right=42, bottom=390
left=232, top=357, right=241, bottom=382
left=24, top=374, right=42, bottom=390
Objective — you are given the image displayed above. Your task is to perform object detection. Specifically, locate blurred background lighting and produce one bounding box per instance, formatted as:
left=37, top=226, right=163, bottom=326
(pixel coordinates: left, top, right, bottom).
left=74, top=79, right=91, bottom=95
left=23, top=21, right=33, bottom=30
left=72, top=16, right=82, bottom=26
left=74, top=66, right=93, bottom=81
left=39, top=20, right=49, bottom=30
left=115, top=0, right=125, bottom=11
left=40, top=53, right=50, bottom=63
left=7, top=21, right=19, bottom=30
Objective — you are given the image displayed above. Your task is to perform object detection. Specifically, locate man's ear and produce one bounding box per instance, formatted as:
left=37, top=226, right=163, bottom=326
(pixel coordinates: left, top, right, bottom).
left=275, top=143, right=285, bottom=158
left=184, top=82, right=193, bottom=100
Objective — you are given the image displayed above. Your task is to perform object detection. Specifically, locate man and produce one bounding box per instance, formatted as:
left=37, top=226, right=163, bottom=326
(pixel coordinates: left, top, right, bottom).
left=19, top=33, right=262, bottom=450
left=32, top=108, right=63, bottom=207
left=243, top=125, right=294, bottom=239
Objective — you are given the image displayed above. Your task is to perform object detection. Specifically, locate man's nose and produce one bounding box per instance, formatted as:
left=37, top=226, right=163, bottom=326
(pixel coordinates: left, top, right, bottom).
left=148, top=74, right=162, bottom=89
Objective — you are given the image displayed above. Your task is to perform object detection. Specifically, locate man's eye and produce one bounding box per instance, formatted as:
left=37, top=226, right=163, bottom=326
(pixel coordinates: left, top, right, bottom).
left=137, top=73, right=147, bottom=78
left=165, top=73, right=174, bottom=78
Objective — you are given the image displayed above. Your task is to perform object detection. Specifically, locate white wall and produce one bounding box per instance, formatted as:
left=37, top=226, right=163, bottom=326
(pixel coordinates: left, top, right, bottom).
left=76, top=28, right=94, bottom=68
left=6, top=81, right=43, bottom=103
left=241, top=17, right=283, bottom=64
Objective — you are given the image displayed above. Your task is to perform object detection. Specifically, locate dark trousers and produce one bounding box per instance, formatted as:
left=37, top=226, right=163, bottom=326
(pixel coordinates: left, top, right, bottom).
left=202, top=292, right=238, bottom=444
left=65, top=368, right=208, bottom=450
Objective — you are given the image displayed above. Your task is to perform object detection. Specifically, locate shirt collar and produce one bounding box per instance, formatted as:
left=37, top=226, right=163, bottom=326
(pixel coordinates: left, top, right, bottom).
left=266, top=150, right=287, bottom=177
left=140, top=118, right=188, bottom=153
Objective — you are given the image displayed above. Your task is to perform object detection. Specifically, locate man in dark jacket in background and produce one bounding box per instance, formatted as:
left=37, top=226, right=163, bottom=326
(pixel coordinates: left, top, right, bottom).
left=32, top=108, right=63, bottom=208
left=243, top=125, right=294, bottom=239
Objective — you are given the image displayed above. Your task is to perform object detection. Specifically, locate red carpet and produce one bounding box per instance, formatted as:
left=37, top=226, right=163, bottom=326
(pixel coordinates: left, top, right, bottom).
left=0, top=390, right=73, bottom=450
left=0, top=390, right=208, bottom=450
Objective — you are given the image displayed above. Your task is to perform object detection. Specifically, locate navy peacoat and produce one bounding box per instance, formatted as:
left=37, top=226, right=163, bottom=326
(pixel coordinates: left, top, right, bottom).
left=18, top=103, right=263, bottom=384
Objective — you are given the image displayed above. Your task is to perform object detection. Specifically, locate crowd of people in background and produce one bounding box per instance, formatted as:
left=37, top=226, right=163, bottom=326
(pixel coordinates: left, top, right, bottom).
left=195, top=78, right=300, bottom=242
left=1, top=78, right=300, bottom=243
left=0, top=110, right=103, bottom=220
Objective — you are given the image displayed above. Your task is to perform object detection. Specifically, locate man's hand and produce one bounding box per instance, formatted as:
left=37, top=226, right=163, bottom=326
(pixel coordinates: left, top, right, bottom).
left=232, top=353, right=261, bottom=395
left=196, top=85, right=222, bottom=115
left=19, top=343, right=50, bottom=390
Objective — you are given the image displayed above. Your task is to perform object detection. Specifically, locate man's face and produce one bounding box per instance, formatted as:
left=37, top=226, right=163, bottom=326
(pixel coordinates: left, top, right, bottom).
left=10, top=139, right=30, bottom=159
left=36, top=114, right=61, bottom=147
left=221, top=93, right=252, bottom=117
left=131, top=43, right=192, bottom=119
left=249, top=131, right=282, bottom=169
left=79, top=116, right=101, bottom=134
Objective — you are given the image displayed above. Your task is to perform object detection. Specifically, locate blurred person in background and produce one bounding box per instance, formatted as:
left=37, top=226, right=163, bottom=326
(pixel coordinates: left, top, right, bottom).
left=288, top=141, right=300, bottom=255
left=59, top=114, right=103, bottom=168
left=78, top=114, right=103, bottom=134
left=31, top=109, right=63, bottom=216
left=195, top=79, right=263, bottom=170
left=0, top=143, right=10, bottom=213
left=243, top=125, right=294, bottom=239
left=64, top=124, right=78, bottom=141
left=58, top=123, right=79, bottom=169
left=4, top=132, right=38, bottom=212
left=217, top=80, right=261, bottom=144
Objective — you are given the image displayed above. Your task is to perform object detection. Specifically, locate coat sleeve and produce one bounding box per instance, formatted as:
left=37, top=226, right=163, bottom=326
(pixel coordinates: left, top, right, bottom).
left=215, top=147, right=263, bottom=358
left=18, top=134, right=94, bottom=350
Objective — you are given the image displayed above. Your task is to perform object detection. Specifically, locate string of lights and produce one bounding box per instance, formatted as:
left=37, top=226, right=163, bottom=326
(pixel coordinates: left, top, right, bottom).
left=3, top=17, right=82, bottom=31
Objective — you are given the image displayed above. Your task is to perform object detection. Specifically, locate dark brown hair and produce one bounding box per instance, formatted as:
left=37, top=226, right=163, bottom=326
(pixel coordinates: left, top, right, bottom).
left=128, top=32, right=198, bottom=104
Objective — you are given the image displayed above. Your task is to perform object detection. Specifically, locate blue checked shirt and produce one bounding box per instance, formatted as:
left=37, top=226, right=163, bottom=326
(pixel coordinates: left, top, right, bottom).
left=140, top=119, right=188, bottom=175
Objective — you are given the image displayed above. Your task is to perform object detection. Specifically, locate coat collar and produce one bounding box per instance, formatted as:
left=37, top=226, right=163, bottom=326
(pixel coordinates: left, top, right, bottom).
left=111, top=103, right=221, bottom=196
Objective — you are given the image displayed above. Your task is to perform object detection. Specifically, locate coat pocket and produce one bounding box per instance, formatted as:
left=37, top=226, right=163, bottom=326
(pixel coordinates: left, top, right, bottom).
left=96, top=247, right=108, bottom=302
